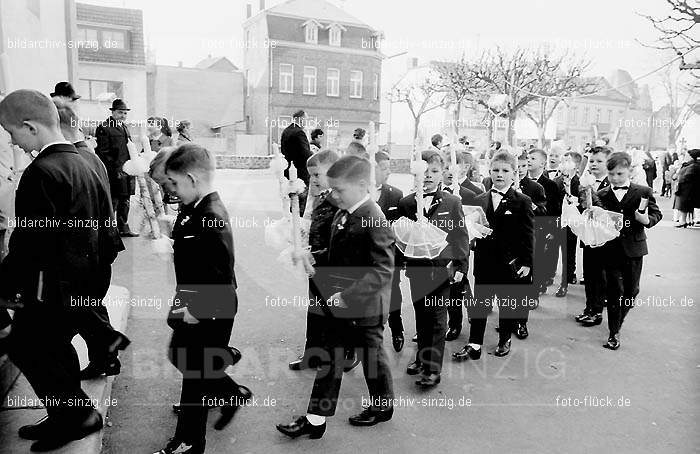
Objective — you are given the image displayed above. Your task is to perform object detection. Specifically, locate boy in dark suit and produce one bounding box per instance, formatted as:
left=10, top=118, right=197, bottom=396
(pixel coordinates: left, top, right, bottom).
left=155, top=144, right=249, bottom=454
left=594, top=151, right=661, bottom=350
left=552, top=151, right=582, bottom=297
left=527, top=148, right=564, bottom=294
left=277, top=155, right=395, bottom=438
left=440, top=151, right=476, bottom=342
left=576, top=146, right=611, bottom=327
left=398, top=150, right=469, bottom=387
left=0, top=90, right=108, bottom=451
left=453, top=152, right=534, bottom=361
left=375, top=151, right=406, bottom=352
left=288, top=149, right=340, bottom=371
left=459, top=151, right=485, bottom=196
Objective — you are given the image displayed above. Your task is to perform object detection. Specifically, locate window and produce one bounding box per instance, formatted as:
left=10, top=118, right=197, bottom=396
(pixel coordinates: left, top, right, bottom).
left=329, top=27, right=342, bottom=46
left=557, top=105, right=564, bottom=121
left=26, top=0, right=40, bottom=18
left=77, top=27, right=98, bottom=46
left=78, top=79, right=123, bottom=101
left=607, top=109, right=613, bottom=123
left=569, top=107, right=577, bottom=125
left=595, top=108, right=601, bottom=123
left=582, top=107, right=589, bottom=125
left=305, top=23, right=318, bottom=44
left=279, top=64, right=293, bottom=93
left=350, top=70, right=363, bottom=98
left=303, top=66, right=317, bottom=95
left=327, top=68, right=339, bottom=97
left=373, top=73, right=379, bottom=101
left=101, top=30, right=126, bottom=50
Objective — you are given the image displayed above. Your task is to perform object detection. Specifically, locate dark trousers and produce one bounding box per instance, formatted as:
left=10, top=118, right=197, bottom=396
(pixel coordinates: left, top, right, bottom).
left=307, top=319, right=393, bottom=417
left=561, top=227, right=577, bottom=283
left=604, top=256, right=643, bottom=336
left=72, top=268, right=118, bottom=364
left=582, top=246, right=606, bottom=315
left=8, top=304, right=93, bottom=422
left=467, top=282, right=530, bottom=346
left=447, top=278, right=473, bottom=330
left=533, top=227, right=550, bottom=287
left=168, top=320, right=238, bottom=449
left=387, top=265, right=404, bottom=335
left=113, top=195, right=131, bottom=233
left=409, top=278, right=448, bottom=374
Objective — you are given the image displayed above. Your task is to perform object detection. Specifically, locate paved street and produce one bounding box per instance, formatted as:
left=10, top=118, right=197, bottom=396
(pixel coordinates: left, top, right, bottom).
left=103, top=169, right=699, bottom=454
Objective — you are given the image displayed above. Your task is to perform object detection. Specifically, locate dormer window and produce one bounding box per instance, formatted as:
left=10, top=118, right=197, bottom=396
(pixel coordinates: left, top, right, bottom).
left=302, top=19, right=322, bottom=44
left=327, top=23, right=346, bottom=46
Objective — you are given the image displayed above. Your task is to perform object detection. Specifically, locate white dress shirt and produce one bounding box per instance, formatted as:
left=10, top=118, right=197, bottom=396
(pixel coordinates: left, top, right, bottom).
left=611, top=180, right=631, bottom=202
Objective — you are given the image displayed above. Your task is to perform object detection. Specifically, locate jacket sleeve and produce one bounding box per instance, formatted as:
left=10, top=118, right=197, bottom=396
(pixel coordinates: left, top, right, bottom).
left=643, top=187, right=662, bottom=229
left=518, top=196, right=535, bottom=268
left=340, top=222, right=394, bottom=308
left=447, top=200, right=470, bottom=272
left=95, top=125, right=110, bottom=160
left=532, top=183, right=548, bottom=216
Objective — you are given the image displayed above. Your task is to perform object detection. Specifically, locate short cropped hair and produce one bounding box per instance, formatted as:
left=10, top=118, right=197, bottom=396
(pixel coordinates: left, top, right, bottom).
left=517, top=151, right=529, bottom=161
left=292, top=110, right=305, bottom=120
left=353, top=128, right=366, bottom=140
left=606, top=151, right=632, bottom=170
left=564, top=151, right=583, bottom=166
left=375, top=150, right=390, bottom=163
left=54, top=99, right=80, bottom=133
left=326, top=155, right=371, bottom=183
left=422, top=149, right=444, bottom=166
left=688, top=148, right=700, bottom=160
left=149, top=148, right=174, bottom=177
left=307, top=149, right=339, bottom=168
left=346, top=141, right=366, bottom=156
left=431, top=134, right=443, bottom=147
left=0, top=89, right=59, bottom=129
left=528, top=147, right=547, bottom=161
left=491, top=151, right=517, bottom=172
left=176, top=120, right=191, bottom=134
left=310, top=128, right=323, bottom=140
left=590, top=146, right=612, bottom=158
left=165, top=143, right=215, bottom=176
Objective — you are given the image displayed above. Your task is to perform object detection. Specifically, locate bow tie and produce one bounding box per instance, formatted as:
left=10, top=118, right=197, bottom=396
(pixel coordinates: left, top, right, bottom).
left=490, top=188, right=506, bottom=197
left=595, top=179, right=604, bottom=183
left=612, top=186, right=629, bottom=191
left=423, top=191, right=437, bottom=198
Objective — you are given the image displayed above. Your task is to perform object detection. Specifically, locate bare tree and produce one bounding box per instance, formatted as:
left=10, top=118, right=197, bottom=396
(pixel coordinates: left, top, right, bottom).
left=522, top=48, right=594, bottom=147
left=390, top=74, right=447, bottom=147
left=638, top=0, right=699, bottom=81
left=658, top=65, right=698, bottom=146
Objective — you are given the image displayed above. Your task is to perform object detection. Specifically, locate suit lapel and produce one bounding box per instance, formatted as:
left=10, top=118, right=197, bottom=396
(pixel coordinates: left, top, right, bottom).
left=425, top=191, right=443, bottom=218
left=619, top=185, right=636, bottom=209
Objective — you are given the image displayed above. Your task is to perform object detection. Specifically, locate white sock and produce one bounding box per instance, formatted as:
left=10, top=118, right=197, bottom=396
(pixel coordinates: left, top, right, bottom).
left=468, top=343, right=481, bottom=350
left=306, top=414, right=326, bottom=426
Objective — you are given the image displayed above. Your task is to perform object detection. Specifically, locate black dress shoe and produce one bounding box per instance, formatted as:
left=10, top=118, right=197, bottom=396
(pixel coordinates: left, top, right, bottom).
left=411, top=333, right=418, bottom=342
left=494, top=340, right=511, bottom=357
left=349, top=406, right=393, bottom=426
left=581, top=313, right=603, bottom=326
left=568, top=277, right=577, bottom=285
left=276, top=416, right=326, bottom=439
left=406, top=360, right=423, bottom=375
left=18, top=415, right=51, bottom=440
left=603, top=334, right=620, bottom=350
left=392, top=334, right=404, bottom=352
left=452, top=345, right=481, bottom=361
left=538, top=284, right=547, bottom=295
left=214, top=385, right=252, bottom=430
left=343, top=356, right=360, bottom=373
left=578, top=278, right=585, bottom=285
left=515, top=323, right=529, bottom=339
left=445, top=327, right=461, bottom=341
left=416, top=373, right=441, bottom=387
left=574, top=311, right=591, bottom=323
left=107, top=332, right=131, bottom=354
left=119, top=230, right=139, bottom=237
left=555, top=285, right=568, bottom=297
left=30, top=409, right=103, bottom=452
left=289, top=355, right=318, bottom=371
left=153, top=438, right=203, bottom=454
left=79, top=358, right=121, bottom=380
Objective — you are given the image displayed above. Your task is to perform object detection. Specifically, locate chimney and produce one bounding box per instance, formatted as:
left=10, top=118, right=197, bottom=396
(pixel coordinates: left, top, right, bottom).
left=259, top=0, right=265, bottom=11
left=246, top=3, right=252, bottom=18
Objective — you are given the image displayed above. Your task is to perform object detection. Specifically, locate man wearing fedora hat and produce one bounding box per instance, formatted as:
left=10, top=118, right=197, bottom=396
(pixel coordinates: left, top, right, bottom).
left=95, top=99, right=139, bottom=237
left=50, top=81, right=81, bottom=104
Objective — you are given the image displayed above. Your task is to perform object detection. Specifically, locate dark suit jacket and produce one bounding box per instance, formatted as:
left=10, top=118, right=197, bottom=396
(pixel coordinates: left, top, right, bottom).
left=442, top=184, right=477, bottom=206
left=376, top=183, right=403, bottom=222
left=171, top=192, right=237, bottom=321
left=280, top=123, right=312, bottom=184
left=308, top=193, right=339, bottom=313
left=472, top=187, right=534, bottom=284
left=325, top=199, right=394, bottom=326
left=461, top=178, right=484, bottom=195
left=0, top=143, right=120, bottom=304
left=397, top=191, right=470, bottom=281
left=519, top=176, right=547, bottom=217
left=536, top=173, right=564, bottom=221
left=595, top=183, right=662, bottom=258
left=95, top=117, right=135, bottom=198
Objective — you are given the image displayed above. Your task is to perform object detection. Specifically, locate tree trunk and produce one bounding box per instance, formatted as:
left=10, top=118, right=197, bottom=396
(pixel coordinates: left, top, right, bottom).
left=506, top=113, right=515, bottom=147
left=538, top=125, right=545, bottom=148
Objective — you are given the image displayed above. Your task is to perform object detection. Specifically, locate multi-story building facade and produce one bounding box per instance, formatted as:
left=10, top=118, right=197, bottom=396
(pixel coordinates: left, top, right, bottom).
left=74, top=2, right=147, bottom=129
left=243, top=0, right=383, bottom=153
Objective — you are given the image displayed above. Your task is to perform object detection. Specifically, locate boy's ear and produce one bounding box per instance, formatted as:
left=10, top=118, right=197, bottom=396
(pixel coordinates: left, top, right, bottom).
left=23, top=121, right=38, bottom=135
left=186, top=172, right=197, bottom=185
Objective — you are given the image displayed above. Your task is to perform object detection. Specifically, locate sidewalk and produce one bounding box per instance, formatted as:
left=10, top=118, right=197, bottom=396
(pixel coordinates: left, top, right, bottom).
left=0, top=285, right=131, bottom=454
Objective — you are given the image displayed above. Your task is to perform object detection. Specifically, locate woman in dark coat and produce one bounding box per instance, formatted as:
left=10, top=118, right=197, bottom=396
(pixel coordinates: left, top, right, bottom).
left=673, top=148, right=700, bottom=227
